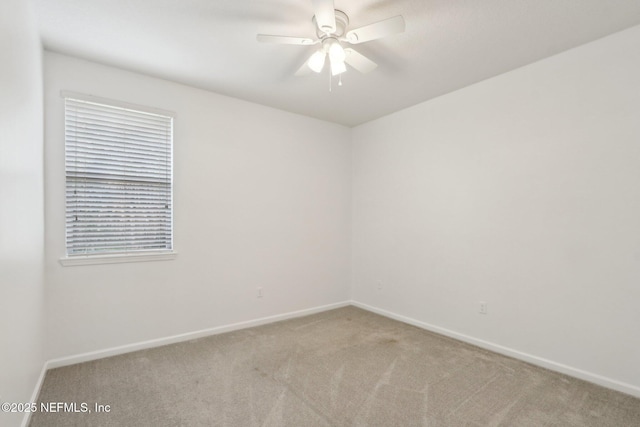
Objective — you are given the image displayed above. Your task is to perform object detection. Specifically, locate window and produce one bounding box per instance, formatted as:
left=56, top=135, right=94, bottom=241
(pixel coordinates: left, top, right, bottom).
left=62, top=93, right=174, bottom=264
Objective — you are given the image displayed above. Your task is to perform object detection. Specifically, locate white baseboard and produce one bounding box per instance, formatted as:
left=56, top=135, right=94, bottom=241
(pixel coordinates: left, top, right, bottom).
left=46, top=301, right=350, bottom=369
left=351, top=301, right=640, bottom=399
left=21, top=362, right=49, bottom=427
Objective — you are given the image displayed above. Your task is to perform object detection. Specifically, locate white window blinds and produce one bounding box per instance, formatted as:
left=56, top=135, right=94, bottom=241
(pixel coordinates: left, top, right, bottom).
left=65, top=96, right=173, bottom=256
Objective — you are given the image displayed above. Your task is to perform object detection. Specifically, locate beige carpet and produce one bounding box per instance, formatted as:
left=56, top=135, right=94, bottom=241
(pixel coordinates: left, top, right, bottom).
left=30, top=306, right=640, bottom=426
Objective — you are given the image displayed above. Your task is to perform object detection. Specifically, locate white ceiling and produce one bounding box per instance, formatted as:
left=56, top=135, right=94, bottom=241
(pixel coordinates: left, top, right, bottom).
left=33, top=0, right=640, bottom=126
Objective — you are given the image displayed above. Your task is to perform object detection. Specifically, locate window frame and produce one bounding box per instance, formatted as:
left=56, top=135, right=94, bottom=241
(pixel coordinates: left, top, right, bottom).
left=59, top=91, right=177, bottom=266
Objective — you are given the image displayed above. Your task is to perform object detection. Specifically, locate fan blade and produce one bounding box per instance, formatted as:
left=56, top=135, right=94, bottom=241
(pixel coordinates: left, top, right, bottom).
left=311, top=0, right=336, bottom=33
left=257, top=34, right=315, bottom=45
left=344, top=48, right=377, bottom=73
left=345, top=15, right=405, bottom=44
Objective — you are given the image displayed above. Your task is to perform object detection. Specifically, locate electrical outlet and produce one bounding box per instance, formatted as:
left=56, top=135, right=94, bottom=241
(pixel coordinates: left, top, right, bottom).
left=479, top=301, right=487, bottom=314
left=257, top=287, right=263, bottom=298
left=376, top=282, right=383, bottom=291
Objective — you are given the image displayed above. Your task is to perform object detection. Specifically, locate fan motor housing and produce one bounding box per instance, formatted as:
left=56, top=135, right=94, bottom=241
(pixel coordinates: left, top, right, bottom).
left=313, top=10, right=349, bottom=38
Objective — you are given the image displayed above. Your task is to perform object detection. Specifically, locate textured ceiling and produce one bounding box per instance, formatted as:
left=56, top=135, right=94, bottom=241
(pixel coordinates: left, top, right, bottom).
left=33, top=0, right=640, bottom=126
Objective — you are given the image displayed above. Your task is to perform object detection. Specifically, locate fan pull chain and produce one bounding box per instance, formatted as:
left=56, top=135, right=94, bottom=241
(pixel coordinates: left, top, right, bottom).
left=329, top=72, right=344, bottom=91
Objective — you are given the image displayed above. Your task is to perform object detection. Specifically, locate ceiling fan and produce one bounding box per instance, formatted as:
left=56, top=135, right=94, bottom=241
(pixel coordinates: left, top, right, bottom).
left=256, top=0, right=405, bottom=78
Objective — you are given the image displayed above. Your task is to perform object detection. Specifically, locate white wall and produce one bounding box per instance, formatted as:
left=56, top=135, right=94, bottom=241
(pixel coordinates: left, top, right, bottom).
left=44, top=52, right=351, bottom=359
left=0, top=0, right=45, bottom=425
left=352, top=25, right=640, bottom=394
left=32, top=18, right=640, bottom=401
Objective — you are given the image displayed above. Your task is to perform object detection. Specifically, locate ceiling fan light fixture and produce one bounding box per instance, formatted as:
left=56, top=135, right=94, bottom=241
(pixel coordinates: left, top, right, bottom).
left=256, top=3, right=406, bottom=82
left=328, top=40, right=346, bottom=63
left=330, top=59, right=347, bottom=76
left=308, top=50, right=326, bottom=73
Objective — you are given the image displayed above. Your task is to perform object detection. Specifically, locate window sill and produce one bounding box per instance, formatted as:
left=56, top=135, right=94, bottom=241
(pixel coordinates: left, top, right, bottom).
left=59, top=251, right=177, bottom=267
